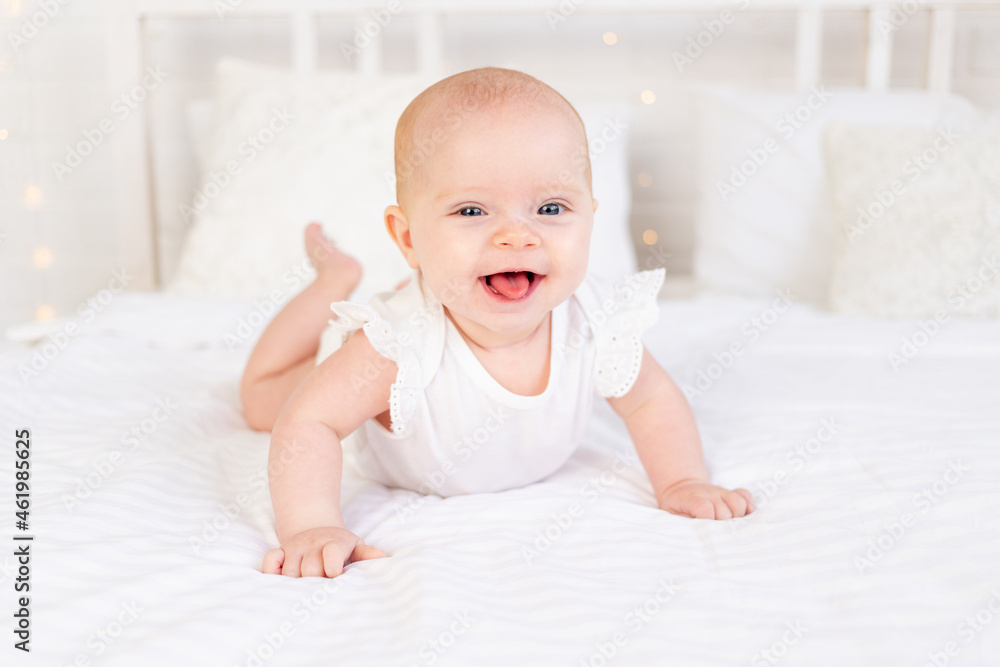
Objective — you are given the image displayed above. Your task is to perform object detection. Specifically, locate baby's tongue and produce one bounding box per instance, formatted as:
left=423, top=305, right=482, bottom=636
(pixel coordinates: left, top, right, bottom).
left=490, top=271, right=530, bottom=300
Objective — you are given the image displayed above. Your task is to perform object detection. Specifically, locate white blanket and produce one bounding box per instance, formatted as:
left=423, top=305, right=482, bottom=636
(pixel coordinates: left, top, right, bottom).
left=3, top=293, right=999, bottom=666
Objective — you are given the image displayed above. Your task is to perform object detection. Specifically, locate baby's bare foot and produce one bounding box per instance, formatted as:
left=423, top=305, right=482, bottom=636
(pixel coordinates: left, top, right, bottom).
left=305, top=222, right=361, bottom=294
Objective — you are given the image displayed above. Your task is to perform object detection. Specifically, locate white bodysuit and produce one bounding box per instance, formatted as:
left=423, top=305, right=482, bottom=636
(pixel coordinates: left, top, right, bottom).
left=316, top=268, right=665, bottom=497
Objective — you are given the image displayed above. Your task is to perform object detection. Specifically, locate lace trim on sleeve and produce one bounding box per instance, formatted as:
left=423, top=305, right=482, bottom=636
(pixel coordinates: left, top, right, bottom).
left=590, top=268, right=666, bottom=398
left=328, top=301, right=419, bottom=435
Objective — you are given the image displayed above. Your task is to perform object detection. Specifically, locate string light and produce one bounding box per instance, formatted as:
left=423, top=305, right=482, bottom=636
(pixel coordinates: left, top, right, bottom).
left=35, top=305, right=55, bottom=321
left=643, top=229, right=659, bottom=245
left=0, top=129, right=8, bottom=140
left=32, top=247, right=52, bottom=268
left=603, top=32, right=618, bottom=45
left=637, top=172, right=653, bottom=187
left=641, top=90, right=656, bottom=104
left=24, top=185, right=42, bottom=209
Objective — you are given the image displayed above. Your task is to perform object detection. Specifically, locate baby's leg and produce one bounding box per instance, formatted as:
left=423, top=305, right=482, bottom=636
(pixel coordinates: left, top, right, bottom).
left=241, top=223, right=361, bottom=431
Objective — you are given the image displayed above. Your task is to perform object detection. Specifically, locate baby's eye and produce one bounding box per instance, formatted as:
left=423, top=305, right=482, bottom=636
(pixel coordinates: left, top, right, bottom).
left=538, top=203, right=564, bottom=216
left=459, top=206, right=483, bottom=216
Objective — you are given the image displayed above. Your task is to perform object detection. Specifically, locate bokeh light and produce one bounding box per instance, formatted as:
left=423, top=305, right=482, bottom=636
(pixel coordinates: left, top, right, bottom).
left=32, top=247, right=53, bottom=268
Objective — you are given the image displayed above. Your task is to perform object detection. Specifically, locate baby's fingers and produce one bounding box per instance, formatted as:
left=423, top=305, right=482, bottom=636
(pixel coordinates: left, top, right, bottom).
left=320, top=540, right=387, bottom=578
left=349, top=541, right=388, bottom=563
left=301, top=548, right=331, bottom=577
left=673, top=496, right=715, bottom=520
left=731, top=488, right=755, bottom=516
left=262, top=548, right=285, bottom=575
left=723, top=489, right=752, bottom=518
left=320, top=539, right=368, bottom=578
left=711, top=495, right=733, bottom=520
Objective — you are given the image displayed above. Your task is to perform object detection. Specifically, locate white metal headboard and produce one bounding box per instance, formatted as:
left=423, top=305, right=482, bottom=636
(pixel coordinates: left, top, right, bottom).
left=105, top=0, right=997, bottom=290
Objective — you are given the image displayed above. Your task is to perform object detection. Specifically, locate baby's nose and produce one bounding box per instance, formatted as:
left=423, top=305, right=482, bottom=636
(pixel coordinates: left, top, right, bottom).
left=493, top=217, right=540, bottom=249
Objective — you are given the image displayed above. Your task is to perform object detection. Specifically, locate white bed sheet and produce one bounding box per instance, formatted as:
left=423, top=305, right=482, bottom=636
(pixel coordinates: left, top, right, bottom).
left=3, top=292, right=1000, bottom=666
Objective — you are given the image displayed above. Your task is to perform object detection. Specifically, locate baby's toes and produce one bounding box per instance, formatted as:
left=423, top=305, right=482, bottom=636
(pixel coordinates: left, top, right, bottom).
left=304, top=222, right=336, bottom=264
left=303, top=222, right=362, bottom=289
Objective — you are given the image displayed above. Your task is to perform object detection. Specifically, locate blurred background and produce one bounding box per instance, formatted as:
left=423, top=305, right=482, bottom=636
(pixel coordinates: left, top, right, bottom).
left=1, top=0, right=998, bottom=330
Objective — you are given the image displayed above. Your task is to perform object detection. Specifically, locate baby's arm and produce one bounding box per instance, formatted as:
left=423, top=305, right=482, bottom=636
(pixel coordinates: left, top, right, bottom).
left=261, top=330, right=395, bottom=577
left=607, top=347, right=753, bottom=520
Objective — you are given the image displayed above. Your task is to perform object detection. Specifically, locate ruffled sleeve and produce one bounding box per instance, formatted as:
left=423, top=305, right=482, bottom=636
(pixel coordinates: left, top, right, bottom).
left=578, top=268, right=665, bottom=398
left=327, top=275, right=441, bottom=435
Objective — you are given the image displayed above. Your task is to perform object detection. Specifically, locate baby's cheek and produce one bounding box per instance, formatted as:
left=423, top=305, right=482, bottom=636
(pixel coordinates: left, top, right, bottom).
left=423, top=267, right=469, bottom=309
left=563, top=234, right=593, bottom=275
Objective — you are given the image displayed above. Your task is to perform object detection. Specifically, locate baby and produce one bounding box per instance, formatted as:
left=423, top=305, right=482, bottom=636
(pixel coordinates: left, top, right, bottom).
left=241, top=67, right=753, bottom=578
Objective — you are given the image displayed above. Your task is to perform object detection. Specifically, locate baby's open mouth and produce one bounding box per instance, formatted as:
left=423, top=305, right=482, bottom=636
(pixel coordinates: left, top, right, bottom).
left=481, top=271, right=542, bottom=301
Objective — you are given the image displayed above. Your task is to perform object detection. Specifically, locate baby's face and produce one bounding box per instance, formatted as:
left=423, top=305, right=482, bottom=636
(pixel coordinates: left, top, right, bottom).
left=389, top=103, right=595, bottom=345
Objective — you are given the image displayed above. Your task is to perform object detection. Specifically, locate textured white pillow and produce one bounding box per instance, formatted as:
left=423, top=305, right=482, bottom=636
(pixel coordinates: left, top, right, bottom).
left=824, top=123, right=1000, bottom=318
left=169, top=59, right=636, bottom=303
left=168, top=59, right=430, bottom=303
left=692, top=85, right=979, bottom=306
left=579, top=104, right=637, bottom=283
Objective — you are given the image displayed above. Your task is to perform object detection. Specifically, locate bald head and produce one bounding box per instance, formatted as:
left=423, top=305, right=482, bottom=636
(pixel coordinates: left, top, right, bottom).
left=393, top=67, right=591, bottom=210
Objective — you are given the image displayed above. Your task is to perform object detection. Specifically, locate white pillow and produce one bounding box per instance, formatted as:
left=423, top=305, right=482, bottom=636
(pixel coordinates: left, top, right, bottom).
left=169, top=59, right=636, bottom=304
left=579, top=103, right=637, bottom=283
left=825, top=123, right=1000, bottom=318
left=184, top=97, right=215, bottom=174
left=692, top=85, right=979, bottom=306
left=168, top=59, right=429, bottom=304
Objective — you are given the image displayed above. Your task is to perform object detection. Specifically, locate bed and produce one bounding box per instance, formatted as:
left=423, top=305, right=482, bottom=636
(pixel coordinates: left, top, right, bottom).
left=5, top=1, right=1000, bottom=666
left=7, top=291, right=1000, bottom=665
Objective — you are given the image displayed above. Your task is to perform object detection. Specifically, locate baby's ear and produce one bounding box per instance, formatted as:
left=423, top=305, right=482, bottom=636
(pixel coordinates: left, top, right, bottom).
left=384, top=205, right=419, bottom=269
left=592, top=198, right=599, bottom=213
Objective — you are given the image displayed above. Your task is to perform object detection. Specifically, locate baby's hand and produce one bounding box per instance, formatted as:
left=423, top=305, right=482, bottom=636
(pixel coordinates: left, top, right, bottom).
left=262, top=526, right=387, bottom=578
left=657, top=480, right=754, bottom=520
